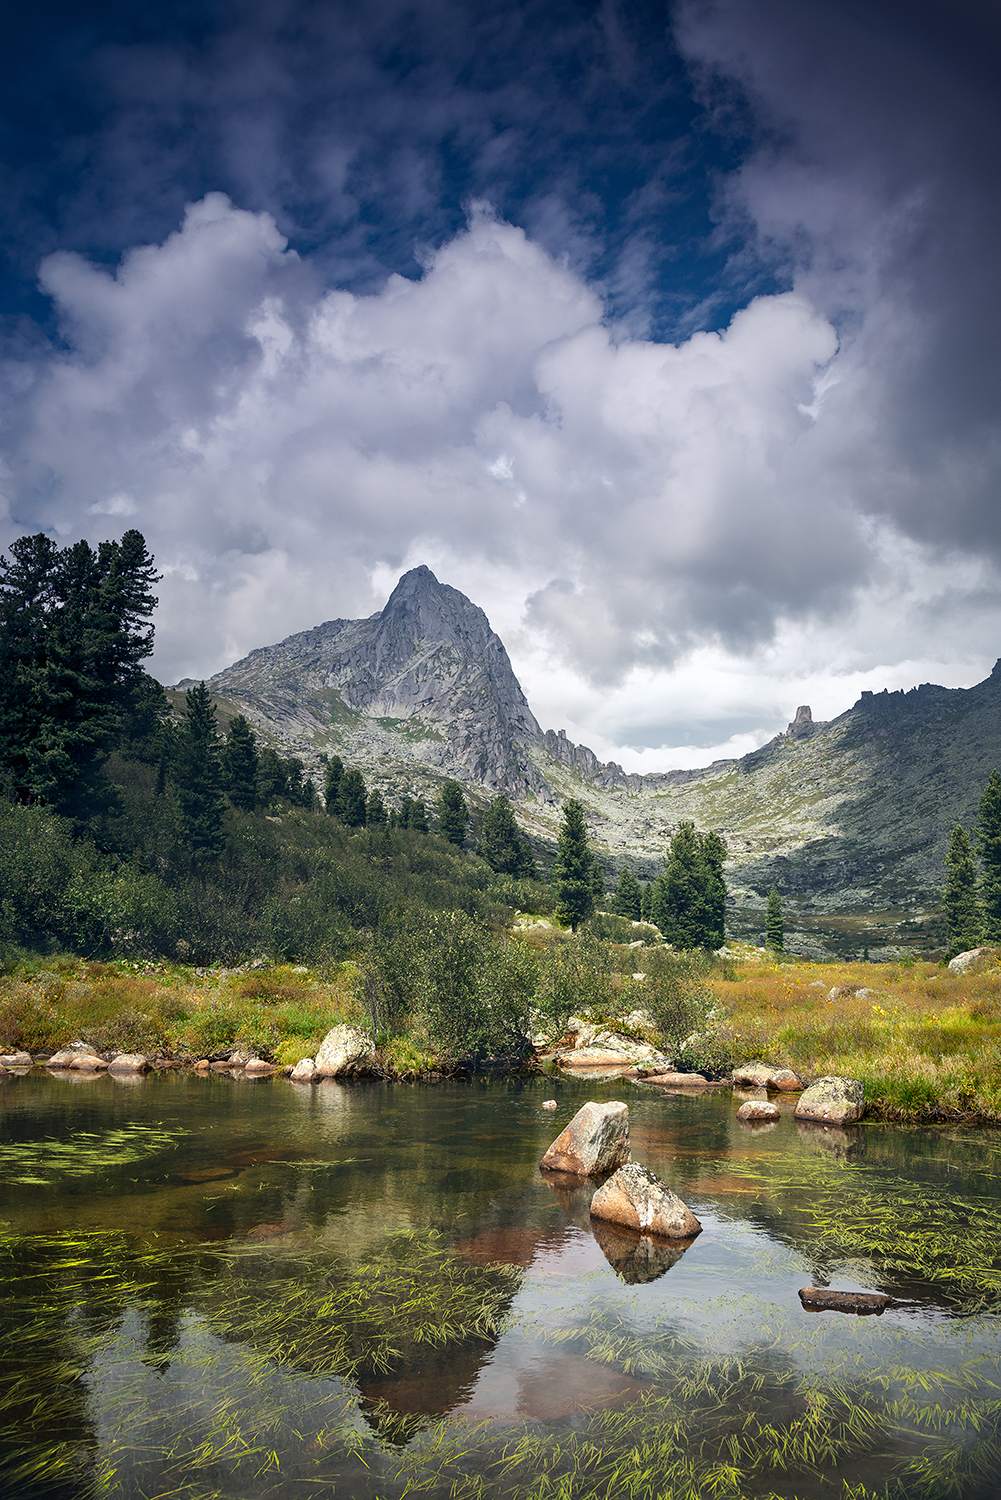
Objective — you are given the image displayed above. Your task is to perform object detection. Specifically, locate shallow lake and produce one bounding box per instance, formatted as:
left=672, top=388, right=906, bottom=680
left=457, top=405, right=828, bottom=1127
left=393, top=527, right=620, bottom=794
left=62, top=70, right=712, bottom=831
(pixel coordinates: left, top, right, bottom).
left=3, top=1068, right=1001, bottom=1499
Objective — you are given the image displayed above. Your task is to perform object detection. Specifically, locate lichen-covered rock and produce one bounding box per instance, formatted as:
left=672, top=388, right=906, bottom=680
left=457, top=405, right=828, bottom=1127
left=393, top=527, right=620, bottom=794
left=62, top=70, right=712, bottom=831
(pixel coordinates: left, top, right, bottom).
left=948, top=947, right=990, bottom=975
left=539, top=1100, right=630, bottom=1176
left=590, top=1162, right=701, bottom=1240
left=737, top=1099, right=780, bottom=1122
left=794, top=1075, right=865, bottom=1125
left=290, top=1057, right=316, bottom=1082
left=108, top=1053, right=150, bottom=1073
left=732, top=1061, right=802, bottom=1091
left=314, top=1025, right=377, bottom=1078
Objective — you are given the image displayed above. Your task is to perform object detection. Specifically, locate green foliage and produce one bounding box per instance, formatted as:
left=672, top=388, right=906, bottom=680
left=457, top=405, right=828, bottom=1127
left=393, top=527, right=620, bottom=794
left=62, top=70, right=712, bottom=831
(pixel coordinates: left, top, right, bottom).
left=978, top=769, right=1001, bottom=943
left=337, top=767, right=367, bottom=826
left=651, top=821, right=727, bottom=949
left=220, top=714, right=258, bottom=811
left=766, top=885, right=784, bottom=952
left=534, top=931, right=613, bottom=1035
left=645, top=947, right=734, bottom=1076
left=478, top=793, right=536, bottom=877
left=589, top=854, right=606, bottom=903
left=436, top=779, right=468, bottom=847
left=552, top=798, right=594, bottom=932
left=944, top=824, right=982, bottom=958
left=365, top=787, right=388, bottom=827
left=397, top=795, right=430, bottom=833
left=611, top=867, right=643, bottom=921
left=323, top=753, right=344, bottom=813
left=173, top=682, right=225, bottom=862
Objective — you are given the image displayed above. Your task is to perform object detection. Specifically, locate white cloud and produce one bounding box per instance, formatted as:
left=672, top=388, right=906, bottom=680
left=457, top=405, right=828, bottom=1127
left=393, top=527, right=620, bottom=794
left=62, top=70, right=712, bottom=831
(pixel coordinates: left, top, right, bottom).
left=6, top=192, right=1001, bottom=767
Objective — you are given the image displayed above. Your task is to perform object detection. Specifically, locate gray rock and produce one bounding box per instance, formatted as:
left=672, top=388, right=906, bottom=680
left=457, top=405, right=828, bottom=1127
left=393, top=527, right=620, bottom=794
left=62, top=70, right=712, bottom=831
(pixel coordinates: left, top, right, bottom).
left=539, top=1101, right=631, bottom=1176
left=732, top=1062, right=801, bottom=1091
left=590, top=1217, right=693, bottom=1284
left=794, top=1075, right=865, bottom=1125
left=47, top=1042, right=100, bottom=1068
left=737, top=1099, right=780, bottom=1122
left=948, top=947, right=990, bottom=974
left=314, top=1025, right=377, bottom=1078
left=108, top=1053, right=150, bottom=1073
left=290, top=1057, right=316, bottom=1082
left=590, top=1162, right=701, bottom=1240
left=0, top=1050, right=33, bottom=1067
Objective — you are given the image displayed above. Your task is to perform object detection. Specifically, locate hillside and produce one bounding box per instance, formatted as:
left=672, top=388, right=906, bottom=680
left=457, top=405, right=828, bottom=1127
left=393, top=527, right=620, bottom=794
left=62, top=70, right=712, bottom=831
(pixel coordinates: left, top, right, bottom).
left=170, top=567, right=1001, bottom=959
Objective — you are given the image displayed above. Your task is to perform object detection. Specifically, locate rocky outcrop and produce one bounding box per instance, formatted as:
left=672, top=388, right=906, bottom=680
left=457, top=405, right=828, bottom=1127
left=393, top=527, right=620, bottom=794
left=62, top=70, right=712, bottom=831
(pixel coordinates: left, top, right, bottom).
left=314, top=1025, right=377, bottom=1078
left=539, top=1101, right=631, bottom=1176
left=590, top=1163, right=701, bottom=1239
left=794, top=1075, right=865, bottom=1125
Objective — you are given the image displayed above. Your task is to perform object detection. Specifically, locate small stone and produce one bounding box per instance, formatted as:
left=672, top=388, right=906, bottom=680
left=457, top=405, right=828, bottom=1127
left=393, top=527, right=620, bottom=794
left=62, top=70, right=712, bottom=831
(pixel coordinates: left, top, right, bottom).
left=541, top=1098, right=557, bottom=1110
left=108, top=1053, right=150, bottom=1073
left=798, top=1286, right=889, bottom=1314
left=70, top=1053, right=108, bottom=1070
left=244, top=1058, right=276, bottom=1074
left=290, top=1057, right=316, bottom=1082
left=193, top=1059, right=211, bottom=1071
left=540, top=1101, right=631, bottom=1176
left=47, top=1043, right=100, bottom=1068
left=314, top=1025, right=377, bottom=1078
left=737, top=1099, right=780, bottom=1122
left=590, top=1162, right=701, bottom=1240
left=646, top=1070, right=708, bottom=1086
left=0, top=1050, right=33, bottom=1067
left=795, top=1075, right=865, bottom=1125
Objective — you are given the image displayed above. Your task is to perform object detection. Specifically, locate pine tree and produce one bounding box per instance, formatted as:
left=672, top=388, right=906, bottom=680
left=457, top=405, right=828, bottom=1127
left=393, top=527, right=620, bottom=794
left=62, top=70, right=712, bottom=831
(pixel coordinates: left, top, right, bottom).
left=479, top=794, right=528, bottom=874
left=640, top=882, right=653, bottom=922
left=653, top=822, right=728, bottom=948
left=174, top=682, right=225, bottom=862
left=977, top=770, right=1001, bottom=943
left=324, top=755, right=344, bottom=815
left=409, top=797, right=429, bottom=834
left=766, top=886, right=784, bottom=952
left=612, top=868, right=643, bottom=921
left=337, top=768, right=368, bottom=827
left=366, top=787, right=388, bottom=826
left=553, top=798, right=594, bottom=933
left=701, top=830, right=728, bottom=949
left=221, top=715, right=258, bottom=811
left=943, top=825, right=982, bottom=956
left=437, top=780, right=468, bottom=846
left=257, top=746, right=289, bottom=808
left=590, top=856, right=606, bottom=906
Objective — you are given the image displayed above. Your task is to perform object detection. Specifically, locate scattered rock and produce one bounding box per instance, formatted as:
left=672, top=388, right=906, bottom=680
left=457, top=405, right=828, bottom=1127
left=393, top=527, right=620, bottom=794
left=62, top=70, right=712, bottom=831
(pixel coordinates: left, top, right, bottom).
left=560, top=1048, right=643, bottom=1068
left=539, top=1100, right=631, bottom=1176
left=771, top=1069, right=803, bottom=1091
left=794, top=1075, right=865, bottom=1125
left=645, top=1070, right=707, bottom=1086
left=732, top=1061, right=776, bottom=1087
left=244, top=1058, right=276, bottom=1075
left=193, top=1059, right=211, bottom=1071
left=541, top=1098, right=557, bottom=1110
left=0, top=1050, right=33, bottom=1067
left=828, top=984, right=863, bottom=1001
left=290, top=1057, right=316, bottom=1082
left=948, top=947, right=991, bottom=975
left=737, top=1099, right=780, bottom=1122
left=798, top=1287, right=889, bottom=1314
left=228, top=1049, right=255, bottom=1067
left=70, top=1053, right=108, bottom=1070
left=314, top=1025, right=377, bottom=1078
left=47, top=1042, right=100, bottom=1068
left=0, top=1062, right=8, bottom=1078
left=108, top=1053, right=150, bottom=1074
left=590, top=1162, right=701, bottom=1240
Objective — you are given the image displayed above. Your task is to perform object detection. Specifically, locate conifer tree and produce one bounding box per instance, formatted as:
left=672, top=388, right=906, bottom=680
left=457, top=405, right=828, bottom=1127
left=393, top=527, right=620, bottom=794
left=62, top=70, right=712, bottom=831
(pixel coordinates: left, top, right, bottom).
left=409, top=797, right=430, bottom=834
left=221, top=715, right=258, bottom=811
left=977, top=770, right=1001, bottom=943
left=612, top=868, right=643, bottom=921
left=766, top=886, right=784, bottom=952
left=479, top=794, right=532, bottom=874
left=174, top=682, right=225, bottom=862
left=590, top=856, right=606, bottom=905
left=366, top=787, right=388, bottom=826
left=337, top=767, right=368, bottom=827
left=553, top=798, right=594, bottom=933
left=324, top=755, right=344, bottom=814
left=640, top=882, right=653, bottom=922
left=700, top=830, right=728, bottom=948
left=943, top=825, right=982, bottom=956
left=257, top=746, right=289, bottom=808
left=653, top=821, right=728, bottom=948
left=437, top=779, right=468, bottom=846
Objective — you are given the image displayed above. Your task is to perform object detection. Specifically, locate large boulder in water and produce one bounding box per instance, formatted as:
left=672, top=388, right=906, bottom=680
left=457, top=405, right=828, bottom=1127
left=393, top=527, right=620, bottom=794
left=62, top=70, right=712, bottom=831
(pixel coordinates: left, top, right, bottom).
left=590, top=1162, right=701, bottom=1239
left=539, top=1100, right=630, bottom=1176
left=794, top=1075, right=865, bottom=1125
left=314, top=1025, right=377, bottom=1078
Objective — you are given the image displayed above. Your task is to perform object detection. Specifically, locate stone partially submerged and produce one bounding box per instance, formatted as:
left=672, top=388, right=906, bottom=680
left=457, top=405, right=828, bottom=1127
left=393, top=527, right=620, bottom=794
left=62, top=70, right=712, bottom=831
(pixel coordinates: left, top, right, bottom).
left=737, top=1099, right=780, bottom=1123
left=590, top=1162, right=701, bottom=1240
left=539, top=1101, right=630, bottom=1176
left=313, top=1025, right=377, bottom=1078
left=794, top=1075, right=865, bottom=1125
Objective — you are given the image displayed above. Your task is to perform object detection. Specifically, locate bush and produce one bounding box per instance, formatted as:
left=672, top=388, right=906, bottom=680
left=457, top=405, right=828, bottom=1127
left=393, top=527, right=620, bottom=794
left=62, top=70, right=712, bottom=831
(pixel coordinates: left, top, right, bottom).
left=534, top=932, right=615, bottom=1036
left=645, top=949, right=735, bottom=1078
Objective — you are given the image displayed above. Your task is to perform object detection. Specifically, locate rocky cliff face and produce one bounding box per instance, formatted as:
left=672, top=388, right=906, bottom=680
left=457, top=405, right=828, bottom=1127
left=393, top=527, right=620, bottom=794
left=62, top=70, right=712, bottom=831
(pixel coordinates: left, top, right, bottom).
left=205, top=565, right=547, bottom=796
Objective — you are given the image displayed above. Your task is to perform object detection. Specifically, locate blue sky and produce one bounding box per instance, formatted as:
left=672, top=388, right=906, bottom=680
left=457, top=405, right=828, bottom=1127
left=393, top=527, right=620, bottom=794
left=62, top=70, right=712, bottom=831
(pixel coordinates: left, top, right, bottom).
left=2, top=0, right=1001, bottom=769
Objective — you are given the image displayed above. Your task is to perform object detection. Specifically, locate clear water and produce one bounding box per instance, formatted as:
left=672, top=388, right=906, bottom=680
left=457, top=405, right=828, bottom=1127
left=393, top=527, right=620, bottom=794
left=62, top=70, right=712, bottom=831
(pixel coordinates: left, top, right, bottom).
left=3, top=1068, right=1001, bottom=1499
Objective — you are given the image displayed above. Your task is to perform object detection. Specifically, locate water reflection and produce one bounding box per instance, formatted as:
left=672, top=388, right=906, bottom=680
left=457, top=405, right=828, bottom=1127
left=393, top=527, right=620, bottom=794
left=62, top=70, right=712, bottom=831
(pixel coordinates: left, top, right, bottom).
left=589, top=1218, right=696, bottom=1284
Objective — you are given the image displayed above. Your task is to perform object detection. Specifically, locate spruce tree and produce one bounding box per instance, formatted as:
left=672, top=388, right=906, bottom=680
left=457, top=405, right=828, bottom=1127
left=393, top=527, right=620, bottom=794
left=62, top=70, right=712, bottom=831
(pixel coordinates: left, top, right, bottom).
left=700, top=830, right=728, bottom=948
left=324, top=755, right=344, bottom=814
left=174, top=682, right=225, bottom=862
left=943, top=825, right=982, bottom=956
left=221, top=715, right=258, bottom=811
left=653, top=822, right=728, bottom=948
left=366, top=787, right=388, bottom=826
left=640, top=882, right=653, bottom=922
left=552, top=798, right=594, bottom=933
left=612, top=868, right=643, bottom=921
left=590, top=856, right=606, bottom=906
left=257, top=746, right=289, bottom=807
left=977, top=770, right=1001, bottom=943
left=766, top=886, right=784, bottom=952
left=437, top=779, right=468, bottom=846
left=338, top=768, right=368, bottom=826
left=479, top=794, right=526, bottom=874
left=409, top=797, right=430, bottom=834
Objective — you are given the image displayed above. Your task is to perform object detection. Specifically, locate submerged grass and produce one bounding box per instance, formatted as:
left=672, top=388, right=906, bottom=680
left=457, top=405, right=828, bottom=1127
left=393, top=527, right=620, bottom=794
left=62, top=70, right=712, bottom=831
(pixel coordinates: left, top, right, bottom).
left=0, top=1123, right=187, bottom=1187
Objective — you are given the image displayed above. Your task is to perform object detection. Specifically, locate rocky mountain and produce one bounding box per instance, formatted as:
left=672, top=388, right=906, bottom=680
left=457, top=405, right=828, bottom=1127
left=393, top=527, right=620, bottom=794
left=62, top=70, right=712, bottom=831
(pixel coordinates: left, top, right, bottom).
left=173, top=565, right=1001, bottom=959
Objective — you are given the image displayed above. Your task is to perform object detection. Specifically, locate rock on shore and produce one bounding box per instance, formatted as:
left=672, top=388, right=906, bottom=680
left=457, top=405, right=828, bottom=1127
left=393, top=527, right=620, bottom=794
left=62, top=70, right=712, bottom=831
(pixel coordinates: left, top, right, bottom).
left=794, top=1075, right=865, bottom=1125
left=314, top=1025, right=377, bottom=1078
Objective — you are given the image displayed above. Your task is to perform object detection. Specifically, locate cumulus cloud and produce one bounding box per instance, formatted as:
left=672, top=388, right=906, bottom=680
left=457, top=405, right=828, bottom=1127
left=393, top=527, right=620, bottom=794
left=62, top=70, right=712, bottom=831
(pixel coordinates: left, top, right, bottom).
left=6, top=176, right=1001, bottom=765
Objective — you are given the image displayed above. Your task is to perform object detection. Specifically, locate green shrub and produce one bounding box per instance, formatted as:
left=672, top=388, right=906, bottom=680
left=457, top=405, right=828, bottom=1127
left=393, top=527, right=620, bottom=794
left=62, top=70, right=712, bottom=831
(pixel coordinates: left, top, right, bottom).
left=645, top=949, right=735, bottom=1078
